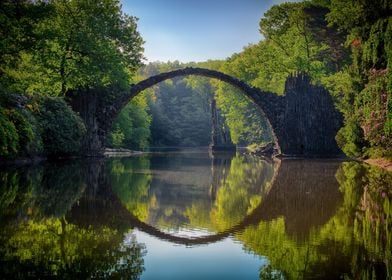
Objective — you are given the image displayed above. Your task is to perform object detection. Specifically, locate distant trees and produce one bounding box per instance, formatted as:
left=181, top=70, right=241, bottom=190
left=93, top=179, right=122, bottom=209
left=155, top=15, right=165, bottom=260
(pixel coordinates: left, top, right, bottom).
left=108, top=94, right=151, bottom=149
left=148, top=78, right=211, bottom=147
left=110, top=60, right=272, bottom=149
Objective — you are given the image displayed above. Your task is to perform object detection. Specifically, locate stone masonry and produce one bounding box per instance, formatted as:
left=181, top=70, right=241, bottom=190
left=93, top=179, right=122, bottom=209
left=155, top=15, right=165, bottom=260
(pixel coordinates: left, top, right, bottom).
left=67, top=67, right=342, bottom=157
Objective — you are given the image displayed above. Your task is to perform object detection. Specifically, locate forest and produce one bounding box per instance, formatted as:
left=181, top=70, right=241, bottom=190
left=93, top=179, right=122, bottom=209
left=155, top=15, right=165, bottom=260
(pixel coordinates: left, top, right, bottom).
left=0, top=0, right=391, bottom=159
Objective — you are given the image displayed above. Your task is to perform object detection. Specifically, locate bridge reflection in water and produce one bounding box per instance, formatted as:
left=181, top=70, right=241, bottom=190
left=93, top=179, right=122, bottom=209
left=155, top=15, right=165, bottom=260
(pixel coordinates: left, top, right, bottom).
left=67, top=154, right=342, bottom=246
left=0, top=152, right=391, bottom=279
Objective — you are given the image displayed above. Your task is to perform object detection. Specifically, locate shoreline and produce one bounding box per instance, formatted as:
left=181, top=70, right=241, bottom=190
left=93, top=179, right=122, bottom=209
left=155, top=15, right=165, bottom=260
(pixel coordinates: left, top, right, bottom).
left=0, top=148, right=145, bottom=167
left=2, top=149, right=391, bottom=172
left=104, top=148, right=144, bottom=157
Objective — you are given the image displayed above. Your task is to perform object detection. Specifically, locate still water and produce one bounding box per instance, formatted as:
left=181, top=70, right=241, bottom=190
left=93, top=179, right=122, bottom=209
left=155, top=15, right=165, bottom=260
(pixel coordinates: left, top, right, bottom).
left=0, top=150, right=391, bottom=279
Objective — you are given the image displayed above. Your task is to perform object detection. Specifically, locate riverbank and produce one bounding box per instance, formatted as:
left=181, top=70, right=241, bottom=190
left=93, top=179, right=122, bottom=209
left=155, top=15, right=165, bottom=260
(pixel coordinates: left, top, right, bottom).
left=0, top=156, right=47, bottom=167
left=0, top=148, right=144, bottom=167
left=364, top=158, right=392, bottom=172
left=104, top=148, right=144, bottom=157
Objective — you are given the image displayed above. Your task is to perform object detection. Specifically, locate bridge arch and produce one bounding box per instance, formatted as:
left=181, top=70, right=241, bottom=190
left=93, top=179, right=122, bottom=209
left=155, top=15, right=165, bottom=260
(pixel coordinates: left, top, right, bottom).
left=116, top=67, right=281, bottom=153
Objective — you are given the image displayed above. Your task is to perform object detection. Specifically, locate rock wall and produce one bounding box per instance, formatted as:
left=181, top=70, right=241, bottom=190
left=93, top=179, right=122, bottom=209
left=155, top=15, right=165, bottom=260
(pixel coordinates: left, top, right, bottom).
left=274, top=74, right=343, bottom=156
left=67, top=87, right=125, bottom=156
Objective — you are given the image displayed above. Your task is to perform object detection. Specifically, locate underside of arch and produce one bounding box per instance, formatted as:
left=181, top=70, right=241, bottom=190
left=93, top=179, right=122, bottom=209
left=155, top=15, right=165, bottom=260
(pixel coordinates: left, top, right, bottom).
left=116, top=67, right=283, bottom=152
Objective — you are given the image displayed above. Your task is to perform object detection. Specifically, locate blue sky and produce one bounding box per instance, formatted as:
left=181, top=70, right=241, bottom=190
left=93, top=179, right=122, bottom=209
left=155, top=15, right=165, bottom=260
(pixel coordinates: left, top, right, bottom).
left=121, top=0, right=295, bottom=63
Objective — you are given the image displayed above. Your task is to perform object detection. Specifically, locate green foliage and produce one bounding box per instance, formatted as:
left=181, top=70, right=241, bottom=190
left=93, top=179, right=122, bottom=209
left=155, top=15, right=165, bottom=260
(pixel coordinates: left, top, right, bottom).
left=335, top=118, right=365, bottom=157
left=8, top=108, right=43, bottom=156
left=215, top=78, right=272, bottom=145
left=355, top=70, right=392, bottom=155
left=0, top=92, right=43, bottom=157
left=109, top=125, right=125, bottom=148
left=1, top=0, right=144, bottom=158
left=0, top=1, right=51, bottom=82
left=108, top=94, right=151, bottom=149
left=110, top=157, right=152, bottom=221
left=259, top=2, right=340, bottom=82
left=143, top=62, right=213, bottom=147
left=0, top=0, right=144, bottom=96
left=35, top=97, right=86, bottom=157
left=0, top=108, right=19, bottom=156
left=323, top=0, right=392, bottom=158
left=210, top=1, right=349, bottom=146
left=0, top=92, right=89, bottom=158
left=150, top=79, right=211, bottom=147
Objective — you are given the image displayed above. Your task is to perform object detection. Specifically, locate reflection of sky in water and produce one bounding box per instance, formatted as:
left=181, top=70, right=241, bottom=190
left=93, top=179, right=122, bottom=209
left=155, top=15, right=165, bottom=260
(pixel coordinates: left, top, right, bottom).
left=129, top=229, right=265, bottom=280
left=161, top=227, right=217, bottom=238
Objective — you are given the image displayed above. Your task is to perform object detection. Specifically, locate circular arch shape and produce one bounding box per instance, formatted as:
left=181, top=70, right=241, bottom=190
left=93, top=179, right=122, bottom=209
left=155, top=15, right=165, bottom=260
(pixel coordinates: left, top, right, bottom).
left=116, top=67, right=281, bottom=153
left=116, top=159, right=282, bottom=246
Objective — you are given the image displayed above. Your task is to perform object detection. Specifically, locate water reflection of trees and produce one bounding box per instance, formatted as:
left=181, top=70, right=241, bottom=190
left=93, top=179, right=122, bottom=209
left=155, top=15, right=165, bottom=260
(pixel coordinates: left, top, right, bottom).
left=109, top=157, right=152, bottom=222
left=0, top=162, right=146, bottom=279
left=236, top=161, right=392, bottom=279
left=109, top=154, right=277, bottom=233
left=0, top=162, right=85, bottom=222
left=1, top=156, right=391, bottom=279
left=107, top=158, right=392, bottom=278
left=1, top=218, right=145, bottom=279
left=207, top=155, right=276, bottom=231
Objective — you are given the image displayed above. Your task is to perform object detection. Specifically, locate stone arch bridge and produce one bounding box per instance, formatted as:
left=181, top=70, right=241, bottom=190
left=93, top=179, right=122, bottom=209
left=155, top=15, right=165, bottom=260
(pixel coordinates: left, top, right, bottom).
left=67, top=67, right=342, bottom=157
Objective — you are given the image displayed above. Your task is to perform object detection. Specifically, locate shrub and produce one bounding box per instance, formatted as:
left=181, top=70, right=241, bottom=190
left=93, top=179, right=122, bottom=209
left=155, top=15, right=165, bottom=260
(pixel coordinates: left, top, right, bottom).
left=0, top=91, right=43, bottom=157
left=7, top=108, right=43, bottom=156
left=35, top=97, right=86, bottom=157
left=335, top=118, right=365, bottom=157
left=0, top=108, right=19, bottom=157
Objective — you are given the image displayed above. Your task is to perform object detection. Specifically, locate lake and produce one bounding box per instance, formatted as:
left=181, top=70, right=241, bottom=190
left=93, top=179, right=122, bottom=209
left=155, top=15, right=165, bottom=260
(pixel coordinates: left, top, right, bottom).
left=0, top=150, right=391, bottom=279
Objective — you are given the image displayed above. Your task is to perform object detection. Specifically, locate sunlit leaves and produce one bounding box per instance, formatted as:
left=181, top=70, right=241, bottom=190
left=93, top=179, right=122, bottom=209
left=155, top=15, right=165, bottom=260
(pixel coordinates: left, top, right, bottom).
left=108, top=93, right=152, bottom=149
left=0, top=0, right=144, bottom=95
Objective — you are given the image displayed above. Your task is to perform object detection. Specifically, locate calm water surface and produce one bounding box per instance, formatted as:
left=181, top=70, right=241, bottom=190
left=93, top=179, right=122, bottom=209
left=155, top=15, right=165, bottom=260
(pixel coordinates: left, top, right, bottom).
left=0, top=150, right=391, bottom=279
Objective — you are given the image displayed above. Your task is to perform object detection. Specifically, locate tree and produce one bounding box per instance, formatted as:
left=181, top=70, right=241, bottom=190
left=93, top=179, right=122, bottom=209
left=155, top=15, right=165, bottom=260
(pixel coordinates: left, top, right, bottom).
left=35, top=0, right=144, bottom=95
left=0, top=0, right=144, bottom=158
left=35, top=97, right=86, bottom=157
left=108, top=94, right=152, bottom=150
left=1, top=0, right=144, bottom=96
left=0, top=0, right=51, bottom=83
left=324, top=0, right=392, bottom=157
left=143, top=62, right=213, bottom=147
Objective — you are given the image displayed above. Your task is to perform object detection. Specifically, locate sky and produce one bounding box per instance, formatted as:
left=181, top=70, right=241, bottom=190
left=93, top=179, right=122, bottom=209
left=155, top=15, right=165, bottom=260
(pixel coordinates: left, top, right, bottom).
left=121, top=0, right=294, bottom=63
